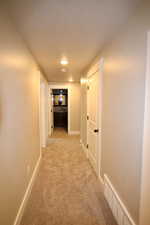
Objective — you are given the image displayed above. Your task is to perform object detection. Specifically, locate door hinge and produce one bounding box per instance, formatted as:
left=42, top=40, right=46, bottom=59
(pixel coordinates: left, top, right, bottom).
left=87, top=144, right=89, bottom=149
left=51, top=125, right=53, bottom=129
left=87, top=115, right=89, bottom=120
left=51, top=109, right=53, bottom=112
left=87, top=86, right=90, bottom=90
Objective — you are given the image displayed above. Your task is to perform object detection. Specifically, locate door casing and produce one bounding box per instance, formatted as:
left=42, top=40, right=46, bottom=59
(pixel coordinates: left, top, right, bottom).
left=86, top=59, right=104, bottom=183
left=49, top=84, right=70, bottom=134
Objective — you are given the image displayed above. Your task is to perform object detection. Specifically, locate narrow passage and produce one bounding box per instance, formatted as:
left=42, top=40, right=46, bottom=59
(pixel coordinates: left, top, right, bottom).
left=21, top=129, right=117, bottom=225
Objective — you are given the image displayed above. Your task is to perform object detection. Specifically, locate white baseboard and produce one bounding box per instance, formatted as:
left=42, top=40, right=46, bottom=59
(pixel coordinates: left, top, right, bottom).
left=104, top=174, right=136, bottom=225
left=13, top=155, right=41, bottom=225
left=69, top=131, right=80, bottom=135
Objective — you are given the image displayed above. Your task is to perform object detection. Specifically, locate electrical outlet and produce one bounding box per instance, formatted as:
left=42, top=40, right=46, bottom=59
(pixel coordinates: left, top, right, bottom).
left=104, top=183, right=108, bottom=199
left=27, top=165, right=30, bottom=176
left=108, top=186, right=113, bottom=209
left=116, top=204, right=124, bottom=225
left=112, top=195, right=118, bottom=219
left=104, top=183, right=113, bottom=211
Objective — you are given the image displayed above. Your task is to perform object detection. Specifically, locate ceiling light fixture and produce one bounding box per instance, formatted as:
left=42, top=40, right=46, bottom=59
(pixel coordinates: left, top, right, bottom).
left=80, top=78, right=87, bottom=84
left=69, top=78, right=73, bottom=82
left=60, top=58, right=69, bottom=65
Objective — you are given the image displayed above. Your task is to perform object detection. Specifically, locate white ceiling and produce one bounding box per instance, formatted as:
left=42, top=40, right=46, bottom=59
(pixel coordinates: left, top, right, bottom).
left=8, top=0, right=140, bottom=82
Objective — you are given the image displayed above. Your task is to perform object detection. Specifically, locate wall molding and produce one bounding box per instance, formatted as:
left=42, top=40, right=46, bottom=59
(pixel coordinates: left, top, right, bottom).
left=104, top=174, right=136, bottom=225
left=69, top=131, right=80, bottom=135
left=13, top=155, right=41, bottom=225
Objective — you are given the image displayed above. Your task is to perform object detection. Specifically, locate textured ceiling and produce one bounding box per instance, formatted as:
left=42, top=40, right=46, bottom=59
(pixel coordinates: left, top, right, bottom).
left=7, top=0, right=140, bottom=82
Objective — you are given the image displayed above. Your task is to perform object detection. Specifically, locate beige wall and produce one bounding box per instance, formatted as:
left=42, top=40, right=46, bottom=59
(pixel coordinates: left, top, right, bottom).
left=100, top=2, right=150, bottom=223
left=70, top=83, right=81, bottom=132
left=49, top=82, right=81, bottom=132
left=81, top=1, right=150, bottom=224
left=0, top=4, right=42, bottom=225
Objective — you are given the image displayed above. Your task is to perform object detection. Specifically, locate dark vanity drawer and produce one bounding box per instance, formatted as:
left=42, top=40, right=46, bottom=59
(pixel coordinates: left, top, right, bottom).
left=54, top=112, right=68, bottom=127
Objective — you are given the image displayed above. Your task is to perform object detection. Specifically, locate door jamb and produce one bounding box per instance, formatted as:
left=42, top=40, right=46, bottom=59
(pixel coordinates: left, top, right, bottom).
left=98, top=58, right=104, bottom=185
left=139, top=31, right=150, bottom=225
left=40, top=77, right=47, bottom=148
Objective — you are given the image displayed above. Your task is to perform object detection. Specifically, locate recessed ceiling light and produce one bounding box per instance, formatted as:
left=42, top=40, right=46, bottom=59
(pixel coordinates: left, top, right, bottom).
left=69, top=78, right=73, bottom=82
left=80, top=78, right=87, bottom=84
left=60, top=58, right=69, bottom=65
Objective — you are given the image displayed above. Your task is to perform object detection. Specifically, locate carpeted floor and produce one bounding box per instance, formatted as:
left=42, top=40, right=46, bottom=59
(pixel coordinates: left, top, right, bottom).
left=20, top=128, right=117, bottom=225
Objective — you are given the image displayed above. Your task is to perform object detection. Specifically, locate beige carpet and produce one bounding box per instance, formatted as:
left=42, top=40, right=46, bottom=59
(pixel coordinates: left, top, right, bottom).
left=20, top=128, right=117, bottom=225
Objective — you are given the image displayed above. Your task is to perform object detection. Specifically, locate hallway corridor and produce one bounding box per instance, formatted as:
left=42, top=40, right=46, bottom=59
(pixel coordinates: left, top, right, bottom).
left=20, top=132, right=117, bottom=225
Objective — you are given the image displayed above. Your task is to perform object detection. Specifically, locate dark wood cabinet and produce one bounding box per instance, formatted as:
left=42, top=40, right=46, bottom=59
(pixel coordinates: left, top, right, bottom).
left=52, top=89, right=68, bottom=130
left=54, top=112, right=68, bottom=129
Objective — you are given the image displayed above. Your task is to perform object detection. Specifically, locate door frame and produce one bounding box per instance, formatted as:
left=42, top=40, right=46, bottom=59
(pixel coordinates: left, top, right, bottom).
left=40, top=77, right=47, bottom=148
left=48, top=87, right=53, bottom=136
left=49, top=84, right=70, bottom=134
left=86, top=58, right=104, bottom=183
left=140, top=31, right=150, bottom=225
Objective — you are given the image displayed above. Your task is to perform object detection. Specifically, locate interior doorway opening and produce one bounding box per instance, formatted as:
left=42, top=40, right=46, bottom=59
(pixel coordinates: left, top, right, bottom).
left=52, top=89, right=68, bottom=134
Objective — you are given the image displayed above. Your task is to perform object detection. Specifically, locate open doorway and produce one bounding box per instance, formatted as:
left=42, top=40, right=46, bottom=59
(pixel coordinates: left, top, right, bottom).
left=49, top=87, right=69, bottom=137
left=49, top=84, right=71, bottom=137
left=52, top=89, right=68, bottom=133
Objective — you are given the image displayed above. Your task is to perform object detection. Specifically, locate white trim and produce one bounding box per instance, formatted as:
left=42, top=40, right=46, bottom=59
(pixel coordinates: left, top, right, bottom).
left=48, top=87, right=54, bottom=136
left=13, top=156, right=41, bottom=225
left=98, top=58, right=104, bottom=180
left=69, top=131, right=80, bottom=135
left=49, top=84, right=71, bottom=134
left=38, top=71, right=42, bottom=154
left=104, top=174, right=136, bottom=225
left=139, top=31, right=150, bottom=225
left=40, top=76, right=48, bottom=148
left=86, top=59, right=104, bottom=178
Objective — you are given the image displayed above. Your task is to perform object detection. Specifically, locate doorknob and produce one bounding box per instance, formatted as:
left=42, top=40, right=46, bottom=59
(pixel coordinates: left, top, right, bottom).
left=94, top=129, right=99, bottom=133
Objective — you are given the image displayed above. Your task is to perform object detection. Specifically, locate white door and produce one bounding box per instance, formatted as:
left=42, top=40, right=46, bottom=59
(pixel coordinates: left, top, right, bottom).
left=87, top=62, right=102, bottom=177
